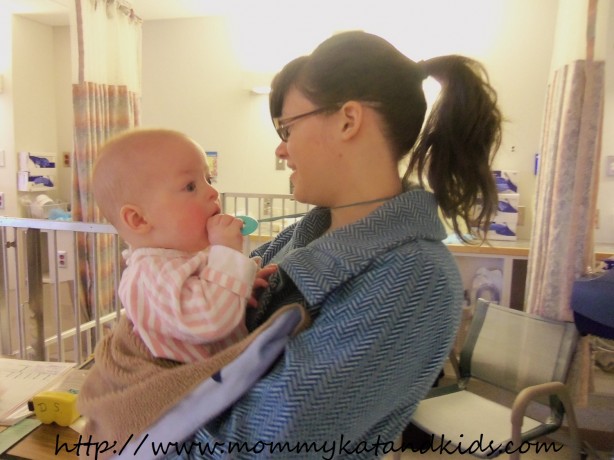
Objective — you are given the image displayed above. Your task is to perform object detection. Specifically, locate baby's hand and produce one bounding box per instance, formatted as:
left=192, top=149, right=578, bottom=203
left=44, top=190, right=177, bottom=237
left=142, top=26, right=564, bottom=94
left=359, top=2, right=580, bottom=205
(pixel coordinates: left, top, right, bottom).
left=207, top=214, right=244, bottom=252
left=248, top=264, right=278, bottom=307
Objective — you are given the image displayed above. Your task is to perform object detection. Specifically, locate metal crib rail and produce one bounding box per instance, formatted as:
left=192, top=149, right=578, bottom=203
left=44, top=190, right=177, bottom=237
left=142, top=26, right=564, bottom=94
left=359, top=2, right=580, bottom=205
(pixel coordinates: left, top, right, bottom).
left=1, top=194, right=310, bottom=364
left=220, top=193, right=313, bottom=247
left=0, top=217, right=122, bottom=364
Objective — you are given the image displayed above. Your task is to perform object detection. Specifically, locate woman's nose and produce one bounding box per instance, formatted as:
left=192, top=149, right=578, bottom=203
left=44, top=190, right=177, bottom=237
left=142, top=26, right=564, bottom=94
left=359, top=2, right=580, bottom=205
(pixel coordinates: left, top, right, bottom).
left=275, top=142, right=288, bottom=159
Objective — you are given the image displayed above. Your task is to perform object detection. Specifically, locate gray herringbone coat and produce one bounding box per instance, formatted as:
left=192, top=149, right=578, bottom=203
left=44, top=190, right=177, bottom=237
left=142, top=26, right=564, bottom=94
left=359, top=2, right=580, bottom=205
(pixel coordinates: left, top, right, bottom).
left=176, top=189, right=463, bottom=459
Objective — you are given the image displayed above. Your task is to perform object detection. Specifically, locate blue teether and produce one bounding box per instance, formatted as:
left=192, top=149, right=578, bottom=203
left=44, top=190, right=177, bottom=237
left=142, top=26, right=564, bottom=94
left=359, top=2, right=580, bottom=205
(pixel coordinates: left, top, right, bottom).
left=237, top=215, right=259, bottom=235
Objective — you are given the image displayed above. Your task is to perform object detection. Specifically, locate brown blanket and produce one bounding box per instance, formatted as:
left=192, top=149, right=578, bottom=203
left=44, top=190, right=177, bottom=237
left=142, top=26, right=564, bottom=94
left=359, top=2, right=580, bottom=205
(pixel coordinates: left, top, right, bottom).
left=77, top=304, right=309, bottom=453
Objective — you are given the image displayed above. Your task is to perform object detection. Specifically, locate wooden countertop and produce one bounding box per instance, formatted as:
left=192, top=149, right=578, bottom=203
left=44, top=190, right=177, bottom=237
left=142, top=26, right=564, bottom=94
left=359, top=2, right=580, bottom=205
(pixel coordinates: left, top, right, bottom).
left=446, top=239, right=614, bottom=261
left=251, top=233, right=614, bottom=260
left=446, top=239, right=531, bottom=257
left=5, top=423, right=82, bottom=459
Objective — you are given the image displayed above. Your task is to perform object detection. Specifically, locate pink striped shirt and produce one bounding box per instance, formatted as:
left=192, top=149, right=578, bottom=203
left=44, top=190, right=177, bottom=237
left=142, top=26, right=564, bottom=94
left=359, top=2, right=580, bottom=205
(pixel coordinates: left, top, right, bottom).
left=118, top=245, right=258, bottom=363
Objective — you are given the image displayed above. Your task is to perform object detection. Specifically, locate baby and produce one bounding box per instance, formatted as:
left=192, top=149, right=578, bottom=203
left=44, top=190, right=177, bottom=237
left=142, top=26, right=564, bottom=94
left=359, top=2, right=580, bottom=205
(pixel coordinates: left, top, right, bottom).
left=93, top=128, right=267, bottom=363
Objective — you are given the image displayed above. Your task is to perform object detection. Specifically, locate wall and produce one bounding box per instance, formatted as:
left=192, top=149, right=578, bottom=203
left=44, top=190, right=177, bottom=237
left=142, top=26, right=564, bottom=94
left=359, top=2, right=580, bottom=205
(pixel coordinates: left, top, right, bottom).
left=52, top=25, right=74, bottom=204
left=548, top=0, right=614, bottom=244
left=141, top=17, right=288, bottom=195
left=0, top=10, right=17, bottom=217
left=12, top=16, right=57, bottom=155
left=479, top=0, right=560, bottom=238
left=12, top=15, right=58, bottom=215
left=4, top=0, right=614, bottom=244
left=141, top=0, right=559, bottom=240
left=595, top=1, right=614, bottom=244
left=4, top=16, right=72, bottom=215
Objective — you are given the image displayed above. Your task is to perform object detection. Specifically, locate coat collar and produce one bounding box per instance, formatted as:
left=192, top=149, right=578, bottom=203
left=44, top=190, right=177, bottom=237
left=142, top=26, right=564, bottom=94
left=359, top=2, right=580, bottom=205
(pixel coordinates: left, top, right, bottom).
left=278, top=189, right=447, bottom=305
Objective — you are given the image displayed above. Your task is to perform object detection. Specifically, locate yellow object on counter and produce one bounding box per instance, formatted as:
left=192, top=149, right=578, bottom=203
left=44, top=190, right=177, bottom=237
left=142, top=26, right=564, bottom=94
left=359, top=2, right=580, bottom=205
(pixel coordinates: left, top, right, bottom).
left=27, top=391, right=80, bottom=426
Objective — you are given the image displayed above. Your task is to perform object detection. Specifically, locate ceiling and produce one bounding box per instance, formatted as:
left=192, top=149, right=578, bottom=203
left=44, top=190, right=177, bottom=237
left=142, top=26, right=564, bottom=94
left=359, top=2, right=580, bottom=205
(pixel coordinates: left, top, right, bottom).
left=4, top=0, right=231, bottom=26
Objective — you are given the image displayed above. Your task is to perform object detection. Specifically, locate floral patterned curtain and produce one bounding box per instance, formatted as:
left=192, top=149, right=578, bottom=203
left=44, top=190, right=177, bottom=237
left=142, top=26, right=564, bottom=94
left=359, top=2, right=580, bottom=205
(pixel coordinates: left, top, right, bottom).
left=70, top=0, right=141, bottom=336
left=526, top=60, right=605, bottom=322
left=525, top=0, right=605, bottom=406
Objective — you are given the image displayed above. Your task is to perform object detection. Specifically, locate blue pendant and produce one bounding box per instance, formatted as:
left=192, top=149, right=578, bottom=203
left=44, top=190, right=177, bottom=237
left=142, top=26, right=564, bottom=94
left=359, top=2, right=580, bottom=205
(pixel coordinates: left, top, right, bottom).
left=237, top=215, right=259, bottom=235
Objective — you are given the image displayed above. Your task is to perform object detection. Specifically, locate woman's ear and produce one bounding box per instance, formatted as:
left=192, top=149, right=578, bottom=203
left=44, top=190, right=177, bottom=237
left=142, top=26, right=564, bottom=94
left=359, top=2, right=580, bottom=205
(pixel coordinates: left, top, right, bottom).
left=119, top=204, right=151, bottom=234
left=339, top=101, right=363, bottom=140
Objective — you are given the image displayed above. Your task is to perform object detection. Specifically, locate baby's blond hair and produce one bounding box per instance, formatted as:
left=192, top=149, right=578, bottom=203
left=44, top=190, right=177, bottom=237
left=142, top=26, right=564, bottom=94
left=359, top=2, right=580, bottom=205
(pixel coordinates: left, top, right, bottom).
left=93, top=128, right=190, bottom=226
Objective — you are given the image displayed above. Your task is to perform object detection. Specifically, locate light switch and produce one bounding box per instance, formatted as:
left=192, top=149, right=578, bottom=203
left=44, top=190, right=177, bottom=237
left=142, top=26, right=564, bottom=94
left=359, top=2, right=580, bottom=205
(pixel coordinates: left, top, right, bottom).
left=607, top=156, right=614, bottom=177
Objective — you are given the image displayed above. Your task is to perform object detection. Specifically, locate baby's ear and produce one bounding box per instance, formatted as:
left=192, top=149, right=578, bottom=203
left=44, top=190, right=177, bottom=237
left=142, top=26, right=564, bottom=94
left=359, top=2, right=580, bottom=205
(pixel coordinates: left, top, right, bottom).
left=119, top=204, right=150, bottom=234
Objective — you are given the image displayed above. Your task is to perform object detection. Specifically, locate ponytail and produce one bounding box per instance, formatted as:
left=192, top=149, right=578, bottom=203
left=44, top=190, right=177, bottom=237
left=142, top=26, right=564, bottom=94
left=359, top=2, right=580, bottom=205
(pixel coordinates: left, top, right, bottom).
left=269, top=32, right=501, bottom=242
left=404, top=56, right=502, bottom=242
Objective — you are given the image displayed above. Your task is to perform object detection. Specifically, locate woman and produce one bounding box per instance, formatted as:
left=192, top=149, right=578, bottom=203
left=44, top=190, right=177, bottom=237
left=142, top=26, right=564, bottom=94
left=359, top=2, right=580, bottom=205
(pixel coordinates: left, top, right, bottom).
left=176, top=30, right=501, bottom=458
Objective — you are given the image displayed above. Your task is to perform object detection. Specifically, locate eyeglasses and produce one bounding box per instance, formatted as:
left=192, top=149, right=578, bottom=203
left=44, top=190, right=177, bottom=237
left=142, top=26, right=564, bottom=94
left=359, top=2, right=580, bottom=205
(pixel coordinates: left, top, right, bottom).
left=272, top=105, right=340, bottom=142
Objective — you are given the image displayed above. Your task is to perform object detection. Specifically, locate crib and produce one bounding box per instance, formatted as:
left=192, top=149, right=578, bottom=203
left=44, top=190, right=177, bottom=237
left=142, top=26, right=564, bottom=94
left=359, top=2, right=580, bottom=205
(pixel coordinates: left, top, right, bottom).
left=0, top=193, right=310, bottom=364
left=0, top=218, right=122, bottom=364
left=220, top=192, right=314, bottom=253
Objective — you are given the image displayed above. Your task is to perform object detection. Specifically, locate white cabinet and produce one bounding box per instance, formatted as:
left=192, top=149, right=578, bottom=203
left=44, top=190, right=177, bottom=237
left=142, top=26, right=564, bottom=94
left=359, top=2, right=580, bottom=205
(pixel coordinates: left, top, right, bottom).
left=449, top=241, right=614, bottom=312
left=17, top=152, right=57, bottom=192
left=447, top=241, right=529, bottom=354
left=447, top=241, right=529, bottom=310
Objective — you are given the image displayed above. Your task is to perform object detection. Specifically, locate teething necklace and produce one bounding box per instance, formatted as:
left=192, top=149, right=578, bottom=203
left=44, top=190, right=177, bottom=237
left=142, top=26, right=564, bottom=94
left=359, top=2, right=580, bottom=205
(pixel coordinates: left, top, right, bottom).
left=237, top=194, right=397, bottom=235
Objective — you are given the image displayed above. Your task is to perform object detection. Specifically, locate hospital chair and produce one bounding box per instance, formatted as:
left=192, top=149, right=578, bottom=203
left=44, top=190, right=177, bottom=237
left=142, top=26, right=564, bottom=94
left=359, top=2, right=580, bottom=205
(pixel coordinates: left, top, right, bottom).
left=401, top=299, right=582, bottom=460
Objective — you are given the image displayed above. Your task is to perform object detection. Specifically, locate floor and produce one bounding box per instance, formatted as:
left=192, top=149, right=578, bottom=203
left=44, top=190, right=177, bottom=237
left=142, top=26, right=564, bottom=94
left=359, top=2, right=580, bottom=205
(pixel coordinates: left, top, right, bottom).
left=2, top=282, right=92, bottom=363
left=384, top=447, right=600, bottom=459
left=383, top=359, right=614, bottom=460
left=384, top=445, right=582, bottom=459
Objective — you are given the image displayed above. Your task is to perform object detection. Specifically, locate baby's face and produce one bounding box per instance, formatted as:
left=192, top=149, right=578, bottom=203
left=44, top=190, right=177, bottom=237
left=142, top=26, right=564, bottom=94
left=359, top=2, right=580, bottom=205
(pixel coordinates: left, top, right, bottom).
left=142, top=137, right=220, bottom=252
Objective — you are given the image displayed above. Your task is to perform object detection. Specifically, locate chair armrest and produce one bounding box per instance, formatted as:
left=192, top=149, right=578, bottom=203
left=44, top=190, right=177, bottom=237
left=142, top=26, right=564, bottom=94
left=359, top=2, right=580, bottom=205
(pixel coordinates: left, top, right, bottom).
left=448, top=349, right=461, bottom=380
left=510, top=382, right=581, bottom=460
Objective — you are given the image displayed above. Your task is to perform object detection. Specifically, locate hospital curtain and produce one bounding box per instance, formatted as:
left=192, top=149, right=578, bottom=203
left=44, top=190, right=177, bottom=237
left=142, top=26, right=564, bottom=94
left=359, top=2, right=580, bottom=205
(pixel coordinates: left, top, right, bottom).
left=525, top=0, right=605, bottom=406
left=526, top=60, right=604, bottom=322
left=70, top=0, right=142, bottom=333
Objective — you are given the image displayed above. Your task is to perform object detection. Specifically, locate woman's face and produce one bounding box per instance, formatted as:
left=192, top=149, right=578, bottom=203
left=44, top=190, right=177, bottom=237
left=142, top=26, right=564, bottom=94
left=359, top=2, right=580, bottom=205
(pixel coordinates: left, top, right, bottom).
left=274, top=88, right=340, bottom=206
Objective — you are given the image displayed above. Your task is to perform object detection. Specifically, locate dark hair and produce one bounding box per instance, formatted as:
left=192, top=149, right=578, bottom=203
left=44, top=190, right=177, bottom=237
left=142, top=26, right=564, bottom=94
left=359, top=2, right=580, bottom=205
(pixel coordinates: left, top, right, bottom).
left=270, top=31, right=502, bottom=241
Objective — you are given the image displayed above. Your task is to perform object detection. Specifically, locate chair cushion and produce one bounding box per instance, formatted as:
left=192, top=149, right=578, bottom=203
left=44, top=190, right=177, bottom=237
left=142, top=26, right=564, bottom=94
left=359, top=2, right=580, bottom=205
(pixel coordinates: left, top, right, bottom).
left=411, top=390, right=542, bottom=458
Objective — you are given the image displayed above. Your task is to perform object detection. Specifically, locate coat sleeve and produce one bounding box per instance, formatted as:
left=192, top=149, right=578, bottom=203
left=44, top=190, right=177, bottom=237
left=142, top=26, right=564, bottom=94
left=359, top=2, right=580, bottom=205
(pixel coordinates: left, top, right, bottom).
left=170, top=248, right=462, bottom=459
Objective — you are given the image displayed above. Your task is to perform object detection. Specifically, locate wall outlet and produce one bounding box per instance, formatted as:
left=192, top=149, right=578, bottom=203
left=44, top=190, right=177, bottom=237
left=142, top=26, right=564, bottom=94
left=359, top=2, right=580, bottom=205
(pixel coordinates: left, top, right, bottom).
left=275, top=158, right=286, bottom=170
left=0, top=192, right=4, bottom=209
left=57, top=250, right=67, bottom=268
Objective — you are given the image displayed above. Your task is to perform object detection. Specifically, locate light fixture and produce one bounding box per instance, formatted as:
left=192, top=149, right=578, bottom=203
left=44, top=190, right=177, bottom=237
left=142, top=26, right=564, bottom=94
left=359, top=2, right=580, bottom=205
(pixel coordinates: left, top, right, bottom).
left=241, top=71, right=274, bottom=96
left=250, top=85, right=271, bottom=95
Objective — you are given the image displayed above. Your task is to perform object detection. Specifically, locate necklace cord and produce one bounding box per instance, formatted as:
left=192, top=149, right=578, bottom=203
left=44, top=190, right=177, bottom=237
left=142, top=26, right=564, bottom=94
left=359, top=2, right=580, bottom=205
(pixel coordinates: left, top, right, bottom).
left=330, top=194, right=398, bottom=210
left=256, top=194, right=397, bottom=223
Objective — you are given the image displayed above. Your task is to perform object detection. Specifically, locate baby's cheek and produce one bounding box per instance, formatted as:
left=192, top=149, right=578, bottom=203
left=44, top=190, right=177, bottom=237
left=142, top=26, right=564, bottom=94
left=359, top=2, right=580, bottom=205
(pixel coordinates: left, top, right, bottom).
left=175, top=214, right=208, bottom=243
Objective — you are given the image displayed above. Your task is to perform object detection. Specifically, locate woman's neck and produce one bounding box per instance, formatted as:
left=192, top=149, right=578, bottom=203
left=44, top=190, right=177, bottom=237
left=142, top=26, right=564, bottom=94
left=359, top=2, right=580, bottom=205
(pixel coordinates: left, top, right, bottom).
left=325, top=139, right=403, bottom=231
left=328, top=191, right=401, bottom=231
